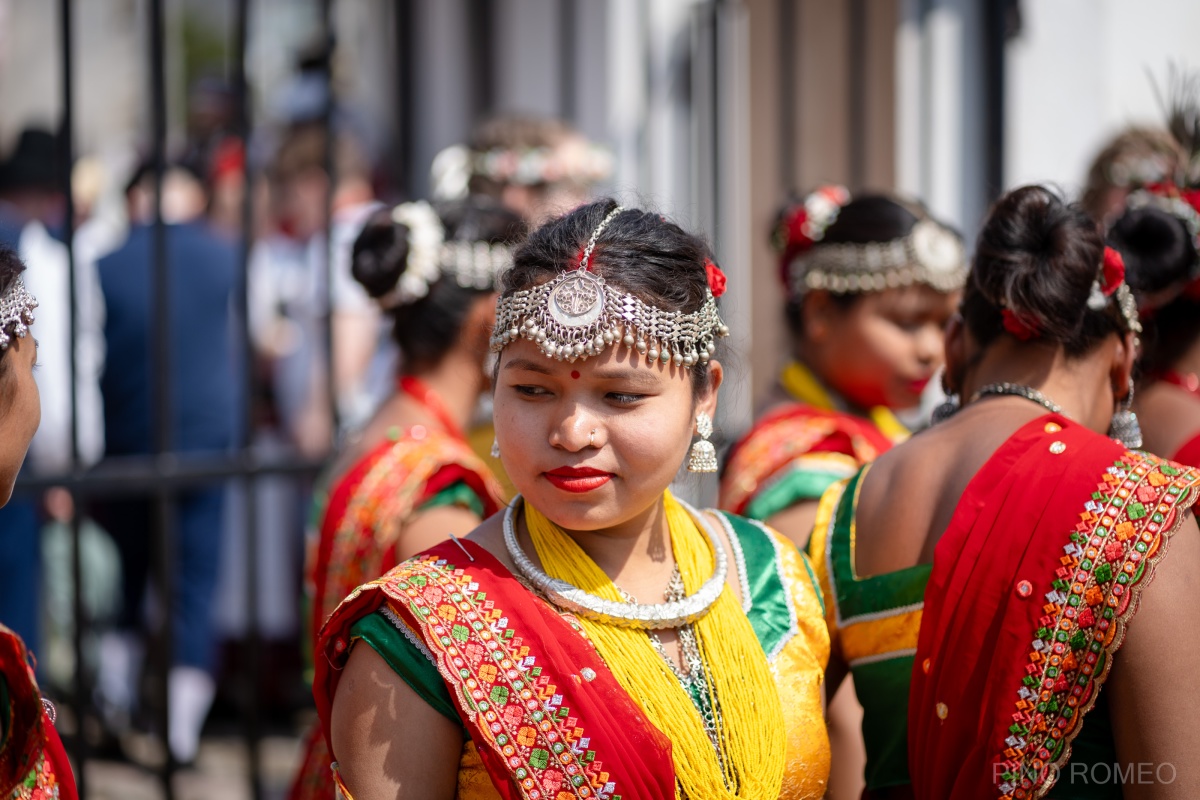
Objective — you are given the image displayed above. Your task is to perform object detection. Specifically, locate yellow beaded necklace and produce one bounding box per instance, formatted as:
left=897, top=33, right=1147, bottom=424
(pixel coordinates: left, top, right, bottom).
left=524, top=491, right=786, bottom=799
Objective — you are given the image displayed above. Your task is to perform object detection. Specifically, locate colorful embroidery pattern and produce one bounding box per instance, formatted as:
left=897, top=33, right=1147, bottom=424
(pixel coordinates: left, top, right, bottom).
left=6, top=750, right=60, bottom=800
left=720, top=405, right=882, bottom=514
left=996, top=452, right=1200, bottom=799
left=313, top=432, right=502, bottom=639
left=336, top=555, right=619, bottom=800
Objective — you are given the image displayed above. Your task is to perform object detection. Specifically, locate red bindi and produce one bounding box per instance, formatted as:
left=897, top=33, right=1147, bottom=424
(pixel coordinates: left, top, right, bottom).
left=570, top=370, right=581, bottom=379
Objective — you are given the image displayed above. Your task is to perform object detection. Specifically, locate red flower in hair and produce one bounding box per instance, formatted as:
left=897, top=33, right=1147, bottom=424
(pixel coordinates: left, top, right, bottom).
left=1101, top=247, right=1125, bottom=297
left=705, top=260, right=727, bottom=298
left=1001, top=308, right=1040, bottom=341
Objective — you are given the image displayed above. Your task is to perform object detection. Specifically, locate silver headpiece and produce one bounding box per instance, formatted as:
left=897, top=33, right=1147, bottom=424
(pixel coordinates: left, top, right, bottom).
left=0, top=276, right=37, bottom=350
left=491, top=207, right=730, bottom=365
left=788, top=218, right=967, bottom=296
left=377, top=201, right=513, bottom=309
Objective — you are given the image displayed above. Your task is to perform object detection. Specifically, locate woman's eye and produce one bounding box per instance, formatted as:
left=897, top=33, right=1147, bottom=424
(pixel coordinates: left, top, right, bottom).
left=607, top=392, right=644, bottom=406
left=514, top=385, right=549, bottom=397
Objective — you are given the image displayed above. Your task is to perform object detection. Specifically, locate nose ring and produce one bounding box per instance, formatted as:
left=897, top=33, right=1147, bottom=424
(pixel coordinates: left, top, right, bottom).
left=589, top=429, right=597, bottom=446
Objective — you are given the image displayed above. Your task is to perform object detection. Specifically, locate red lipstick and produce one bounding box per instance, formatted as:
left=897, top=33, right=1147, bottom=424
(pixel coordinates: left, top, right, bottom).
left=543, top=465, right=613, bottom=493
left=907, top=377, right=932, bottom=396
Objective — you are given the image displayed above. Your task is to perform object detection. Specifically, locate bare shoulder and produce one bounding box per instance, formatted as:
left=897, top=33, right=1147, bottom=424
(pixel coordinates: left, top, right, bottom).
left=466, top=510, right=519, bottom=573
left=1138, top=383, right=1200, bottom=460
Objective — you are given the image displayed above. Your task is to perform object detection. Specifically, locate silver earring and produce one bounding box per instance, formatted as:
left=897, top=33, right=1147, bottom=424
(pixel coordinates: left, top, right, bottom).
left=687, top=412, right=718, bottom=473
left=1109, top=379, right=1143, bottom=449
left=490, top=438, right=501, bottom=458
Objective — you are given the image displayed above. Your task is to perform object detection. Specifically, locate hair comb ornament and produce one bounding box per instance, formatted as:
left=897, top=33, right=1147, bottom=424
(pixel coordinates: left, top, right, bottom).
left=491, top=207, right=730, bottom=364
left=0, top=277, right=37, bottom=350
left=377, top=201, right=513, bottom=309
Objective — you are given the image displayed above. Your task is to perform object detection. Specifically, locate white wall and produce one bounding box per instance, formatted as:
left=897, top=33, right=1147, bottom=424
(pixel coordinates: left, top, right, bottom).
left=1005, top=0, right=1200, bottom=197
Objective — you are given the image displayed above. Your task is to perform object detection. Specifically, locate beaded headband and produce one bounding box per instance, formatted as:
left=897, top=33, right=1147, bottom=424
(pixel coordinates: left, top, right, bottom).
left=0, top=276, right=37, bottom=350
left=377, top=201, right=513, bottom=309
left=491, top=207, right=730, bottom=365
left=787, top=217, right=967, bottom=297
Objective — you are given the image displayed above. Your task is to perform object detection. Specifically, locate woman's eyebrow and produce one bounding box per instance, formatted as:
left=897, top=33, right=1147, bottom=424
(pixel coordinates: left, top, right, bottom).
left=502, top=357, right=555, bottom=375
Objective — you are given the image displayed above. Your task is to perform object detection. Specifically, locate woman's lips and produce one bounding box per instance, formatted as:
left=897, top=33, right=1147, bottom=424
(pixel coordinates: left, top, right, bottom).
left=907, top=377, right=932, bottom=396
left=543, top=466, right=614, bottom=493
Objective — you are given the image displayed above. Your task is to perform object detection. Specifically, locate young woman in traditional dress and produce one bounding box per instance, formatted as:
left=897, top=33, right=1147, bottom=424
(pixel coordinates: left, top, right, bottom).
left=809, top=185, right=1200, bottom=798
left=316, top=200, right=832, bottom=799
left=289, top=198, right=520, bottom=800
left=719, top=187, right=965, bottom=799
left=1108, top=187, right=1200, bottom=467
left=0, top=245, right=76, bottom=799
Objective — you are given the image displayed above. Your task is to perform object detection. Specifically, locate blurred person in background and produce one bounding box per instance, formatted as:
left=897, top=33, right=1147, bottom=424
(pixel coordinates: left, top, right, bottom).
left=249, top=122, right=384, bottom=457
left=289, top=196, right=518, bottom=800
left=719, top=187, right=966, bottom=800
left=1081, top=127, right=1183, bottom=226
left=431, top=114, right=613, bottom=228
left=0, top=244, right=78, bottom=799
left=1109, top=185, right=1200, bottom=466
left=0, top=128, right=106, bottom=659
left=91, top=160, right=240, bottom=765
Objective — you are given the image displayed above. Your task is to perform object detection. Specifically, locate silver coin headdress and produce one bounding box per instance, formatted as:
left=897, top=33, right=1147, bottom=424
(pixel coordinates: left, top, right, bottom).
left=491, top=206, right=730, bottom=365
left=0, top=276, right=37, bottom=351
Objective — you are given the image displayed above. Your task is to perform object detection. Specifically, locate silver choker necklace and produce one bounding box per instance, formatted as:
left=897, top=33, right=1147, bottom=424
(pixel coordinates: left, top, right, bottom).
left=502, top=496, right=728, bottom=630
left=969, top=382, right=1067, bottom=418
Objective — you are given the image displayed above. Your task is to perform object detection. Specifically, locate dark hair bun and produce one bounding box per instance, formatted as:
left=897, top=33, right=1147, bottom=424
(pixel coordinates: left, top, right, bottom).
left=967, top=185, right=1104, bottom=348
left=822, top=195, right=919, bottom=245
left=1109, top=205, right=1198, bottom=294
left=351, top=208, right=411, bottom=300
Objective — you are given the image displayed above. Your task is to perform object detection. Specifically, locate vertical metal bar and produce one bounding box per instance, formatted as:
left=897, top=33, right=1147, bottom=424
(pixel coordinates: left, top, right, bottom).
left=320, top=0, right=340, bottom=441
left=394, top=0, right=416, bottom=198
left=148, top=0, right=177, bottom=793
left=58, top=0, right=88, bottom=792
left=917, top=0, right=934, bottom=202
left=983, top=0, right=1007, bottom=200
left=467, top=0, right=495, bottom=122
left=231, top=0, right=263, bottom=796
left=558, top=0, right=578, bottom=122
left=847, top=0, right=867, bottom=189
left=710, top=1, right=721, bottom=235
left=777, top=0, right=796, bottom=195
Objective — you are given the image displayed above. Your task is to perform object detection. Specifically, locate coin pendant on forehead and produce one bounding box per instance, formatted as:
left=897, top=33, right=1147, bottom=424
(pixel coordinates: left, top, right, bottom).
left=548, top=271, right=605, bottom=328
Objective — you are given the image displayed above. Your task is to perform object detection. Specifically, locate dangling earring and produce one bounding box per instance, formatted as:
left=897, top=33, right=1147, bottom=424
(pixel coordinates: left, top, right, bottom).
left=490, top=438, right=501, bottom=458
left=687, top=412, right=718, bottom=473
left=931, top=370, right=961, bottom=425
left=1109, top=379, right=1143, bottom=449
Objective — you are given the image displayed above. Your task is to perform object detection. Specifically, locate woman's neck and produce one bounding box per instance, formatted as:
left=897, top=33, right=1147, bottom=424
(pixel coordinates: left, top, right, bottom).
left=523, top=495, right=672, bottom=579
left=400, top=350, right=485, bottom=435
left=960, top=341, right=1113, bottom=433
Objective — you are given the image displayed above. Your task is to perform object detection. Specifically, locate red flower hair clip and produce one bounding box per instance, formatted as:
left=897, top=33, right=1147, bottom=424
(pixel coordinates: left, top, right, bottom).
left=1001, top=308, right=1041, bottom=341
left=1100, top=247, right=1125, bottom=297
left=705, top=259, right=727, bottom=298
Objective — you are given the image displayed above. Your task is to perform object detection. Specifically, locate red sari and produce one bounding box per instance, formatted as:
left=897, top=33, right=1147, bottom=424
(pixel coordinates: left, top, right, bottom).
left=1, top=626, right=77, bottom=800
left=908, top=415, right=1200, bottom=800
left=315, top=540, right=678, bottom=799
left=291, top=430, right=503, bottom=800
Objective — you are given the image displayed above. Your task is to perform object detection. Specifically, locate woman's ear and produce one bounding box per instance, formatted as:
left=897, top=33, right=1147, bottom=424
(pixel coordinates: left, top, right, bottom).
left=802, top=291, right=834, bottom=344
left=696, top=360, right=724, bottom=421
left=1110, top=330, right=1137, bottom=398
left=942, top=313, right=967, bottom=395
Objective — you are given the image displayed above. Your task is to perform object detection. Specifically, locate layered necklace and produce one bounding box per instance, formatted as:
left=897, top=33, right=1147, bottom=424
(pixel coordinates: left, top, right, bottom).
left=505, top=491, right=788, bottom=799
left=968, top=382, right=1067, bottom=417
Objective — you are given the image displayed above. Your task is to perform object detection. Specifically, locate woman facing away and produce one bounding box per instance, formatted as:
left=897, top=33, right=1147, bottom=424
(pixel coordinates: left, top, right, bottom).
left=0, top=245, right=76, bottom=799
left=719, top=187, right=965, bottom=800
left=1108, top=186, right=1200, bottom=467
left=289, top=198, right=519, bottom=800
left=315, top=200, right=832, bottom=799
left=808, top=185, right=1200, bottom=799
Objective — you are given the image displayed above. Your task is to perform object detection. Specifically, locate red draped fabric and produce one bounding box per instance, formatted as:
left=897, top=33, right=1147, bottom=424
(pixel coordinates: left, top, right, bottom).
left=1, top=626, right=77, bottom=800
left=1173, top=431, right=1200, bottom=468
left=908, top=415, right=1200, bottom=800
left=315, top=540, right=677, bottom=800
